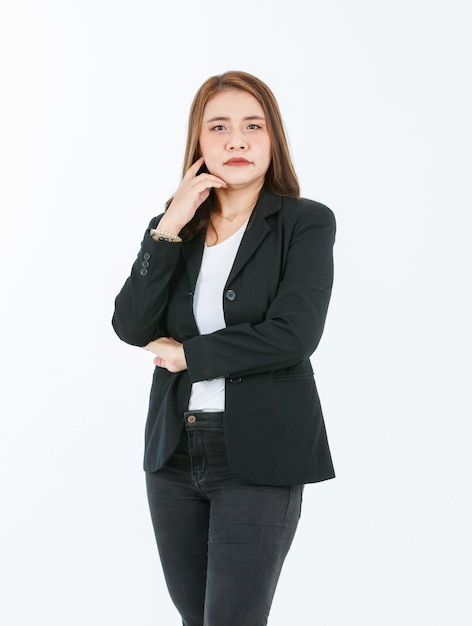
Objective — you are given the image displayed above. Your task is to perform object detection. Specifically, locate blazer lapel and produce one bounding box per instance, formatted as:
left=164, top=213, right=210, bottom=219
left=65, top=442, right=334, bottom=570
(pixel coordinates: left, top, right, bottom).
left=181, top=188, right=282, bottom=287
left=181, top=231, right=205, bottom=291
left=227, top=188, right=281, bottom=283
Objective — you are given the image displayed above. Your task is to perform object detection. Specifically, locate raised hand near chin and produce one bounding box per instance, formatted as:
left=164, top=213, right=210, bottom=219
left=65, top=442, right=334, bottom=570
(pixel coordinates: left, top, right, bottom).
left=157, top=157, right=227, bottom=234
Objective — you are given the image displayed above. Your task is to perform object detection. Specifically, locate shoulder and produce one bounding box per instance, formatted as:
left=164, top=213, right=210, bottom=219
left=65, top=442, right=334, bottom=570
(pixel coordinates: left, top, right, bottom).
left=259, top=194, right=336, bottom=243
left=257, top=192, right=336, bottom=248
left=279, top=195, right=335, bottom=228
left=259, top=189, right=334, bottom=227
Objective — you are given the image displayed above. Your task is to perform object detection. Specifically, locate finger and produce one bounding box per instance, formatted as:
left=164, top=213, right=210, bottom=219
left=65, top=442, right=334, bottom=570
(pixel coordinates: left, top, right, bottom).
left=193, top=174, right=228, bottom=189
left=183, top=157, right=205, bottom=180
left=153, top=356, right=164, bottom=367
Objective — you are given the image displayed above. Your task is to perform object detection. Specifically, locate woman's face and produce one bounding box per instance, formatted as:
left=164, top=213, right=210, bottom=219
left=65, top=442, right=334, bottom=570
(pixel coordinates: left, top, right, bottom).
left=198, top=89, right=272, bottom=190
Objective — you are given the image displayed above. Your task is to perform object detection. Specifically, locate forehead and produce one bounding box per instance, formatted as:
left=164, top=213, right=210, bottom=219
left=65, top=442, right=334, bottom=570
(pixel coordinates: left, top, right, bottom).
left=203, top=89, right=264, bottom=119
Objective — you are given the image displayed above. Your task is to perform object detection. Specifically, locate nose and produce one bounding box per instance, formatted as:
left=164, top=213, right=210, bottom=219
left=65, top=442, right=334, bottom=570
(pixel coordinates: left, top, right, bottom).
left=226, top=130, right=248, bottom=151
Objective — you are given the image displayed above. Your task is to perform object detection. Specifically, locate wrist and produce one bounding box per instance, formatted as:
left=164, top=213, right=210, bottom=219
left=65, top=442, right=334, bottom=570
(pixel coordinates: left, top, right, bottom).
left=150, top=228, right=182, bottom=243
left=157, top=215, right=186, bottom=235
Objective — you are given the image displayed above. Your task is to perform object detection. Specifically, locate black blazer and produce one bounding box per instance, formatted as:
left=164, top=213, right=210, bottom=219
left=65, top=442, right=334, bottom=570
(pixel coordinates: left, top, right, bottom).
left=112, top=188, right=336, bottom=486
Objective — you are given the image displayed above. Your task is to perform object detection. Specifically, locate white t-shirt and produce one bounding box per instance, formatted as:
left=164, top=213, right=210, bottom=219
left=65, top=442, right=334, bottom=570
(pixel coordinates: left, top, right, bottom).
left=188, top=220, right=248, bottom=411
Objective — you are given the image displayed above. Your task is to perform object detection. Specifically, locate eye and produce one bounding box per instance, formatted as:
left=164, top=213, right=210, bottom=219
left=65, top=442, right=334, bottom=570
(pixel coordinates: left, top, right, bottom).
left=247, top=124, right=261, bottom=130
left=210, top=125, right=226, bottom=131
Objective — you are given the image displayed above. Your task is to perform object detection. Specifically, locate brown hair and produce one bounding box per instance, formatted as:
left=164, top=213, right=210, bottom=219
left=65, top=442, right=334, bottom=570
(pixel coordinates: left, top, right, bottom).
left=168, top=70, right=300, bottom=239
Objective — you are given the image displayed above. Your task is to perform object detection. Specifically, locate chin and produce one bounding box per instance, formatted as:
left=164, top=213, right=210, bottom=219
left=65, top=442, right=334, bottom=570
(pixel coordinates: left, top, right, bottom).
left=228, top=174, right=264, bottom=187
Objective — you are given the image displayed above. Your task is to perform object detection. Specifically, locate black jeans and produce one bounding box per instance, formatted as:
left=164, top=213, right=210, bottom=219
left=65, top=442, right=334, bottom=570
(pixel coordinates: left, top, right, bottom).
left=146, top=411, right=303, bottom=626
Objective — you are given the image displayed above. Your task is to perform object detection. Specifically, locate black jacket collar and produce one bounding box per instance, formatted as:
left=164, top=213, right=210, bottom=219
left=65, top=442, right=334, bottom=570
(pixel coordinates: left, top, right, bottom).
left=182, top=187, right=282, bottom=289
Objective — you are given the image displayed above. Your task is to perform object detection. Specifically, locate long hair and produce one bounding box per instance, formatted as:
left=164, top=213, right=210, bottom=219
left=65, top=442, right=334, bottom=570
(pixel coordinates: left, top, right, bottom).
left=168, top=71, right=300, bottom=240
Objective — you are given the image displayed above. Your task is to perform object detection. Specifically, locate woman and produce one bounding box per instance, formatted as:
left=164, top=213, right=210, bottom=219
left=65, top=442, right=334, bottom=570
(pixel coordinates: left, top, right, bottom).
left=112, top=70, right=336, bottom=626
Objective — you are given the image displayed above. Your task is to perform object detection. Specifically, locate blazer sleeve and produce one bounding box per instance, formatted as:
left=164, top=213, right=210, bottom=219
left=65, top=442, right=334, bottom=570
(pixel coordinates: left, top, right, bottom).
left=183, top=204, right=336, bottom=382
left=112, top=215, right=181, bottom=346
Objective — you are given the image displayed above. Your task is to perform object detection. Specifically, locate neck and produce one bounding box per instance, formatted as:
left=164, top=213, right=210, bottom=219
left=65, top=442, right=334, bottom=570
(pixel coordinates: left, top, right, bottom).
left=213, top=182, right=263, bottom=218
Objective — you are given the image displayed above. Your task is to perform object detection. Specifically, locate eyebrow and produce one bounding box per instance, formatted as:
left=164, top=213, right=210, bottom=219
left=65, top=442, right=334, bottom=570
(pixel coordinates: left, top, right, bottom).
left=204, top=115, right=266, bottom=123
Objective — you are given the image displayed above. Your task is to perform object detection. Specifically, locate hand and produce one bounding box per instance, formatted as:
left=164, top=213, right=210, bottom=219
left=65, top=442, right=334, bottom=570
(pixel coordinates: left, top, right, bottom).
left=143, top=337, right=187, bottom=373
left=157, top=157, right=227, bottom=233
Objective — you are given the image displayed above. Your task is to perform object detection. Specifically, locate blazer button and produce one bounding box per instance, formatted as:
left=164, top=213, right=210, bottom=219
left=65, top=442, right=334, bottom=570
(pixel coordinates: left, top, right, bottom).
left=143, top=252, right=151, bottom=261
left=140, top=268, right=148, bottom=276
left=225, top=289, right=237, bottom=301
left=229, top=377, right=242, bottom=384
left=141, top=260, right=149, bottom=268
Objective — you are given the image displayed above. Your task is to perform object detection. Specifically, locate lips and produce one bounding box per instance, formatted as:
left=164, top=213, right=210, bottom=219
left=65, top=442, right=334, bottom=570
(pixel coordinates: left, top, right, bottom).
left=224, top=158, right=252, bottom=166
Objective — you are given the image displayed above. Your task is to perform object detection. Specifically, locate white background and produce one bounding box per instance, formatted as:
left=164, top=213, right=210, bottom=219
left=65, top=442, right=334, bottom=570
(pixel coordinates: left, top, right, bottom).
left=1, top=1, right=471, bottom=624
